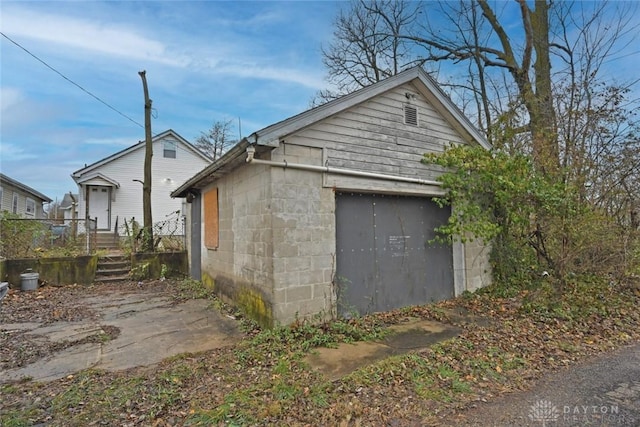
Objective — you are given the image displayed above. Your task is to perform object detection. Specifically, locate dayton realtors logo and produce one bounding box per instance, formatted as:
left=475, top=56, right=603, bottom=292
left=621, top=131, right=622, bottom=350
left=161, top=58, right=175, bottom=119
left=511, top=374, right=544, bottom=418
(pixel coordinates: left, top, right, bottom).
left=529, top=400, right=560, bottom=426
left=529, top=399, right=626, bottom=425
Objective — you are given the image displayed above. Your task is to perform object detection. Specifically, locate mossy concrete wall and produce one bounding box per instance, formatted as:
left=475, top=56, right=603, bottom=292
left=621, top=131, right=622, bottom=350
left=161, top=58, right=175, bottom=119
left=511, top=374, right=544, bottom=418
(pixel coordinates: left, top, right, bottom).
left=1, top=256, right=98, bottom=288
left=203, top=271, right=274, bottom=328
left=131, top=251, right=188, bottom=280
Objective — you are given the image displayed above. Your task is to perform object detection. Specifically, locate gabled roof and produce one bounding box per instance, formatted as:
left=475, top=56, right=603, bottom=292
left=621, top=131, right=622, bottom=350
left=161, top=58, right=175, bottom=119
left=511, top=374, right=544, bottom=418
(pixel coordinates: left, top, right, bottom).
left=72, top=129, right=211, bottom=179
left=74, top=172, right=121, bottom=188
left=246, top=67, right=490, bottom=149
left=0, top=173, right=52, bottom=203
left=172, top=67, right=490, bottom=198
left=60, top=193, right=79, bottom=210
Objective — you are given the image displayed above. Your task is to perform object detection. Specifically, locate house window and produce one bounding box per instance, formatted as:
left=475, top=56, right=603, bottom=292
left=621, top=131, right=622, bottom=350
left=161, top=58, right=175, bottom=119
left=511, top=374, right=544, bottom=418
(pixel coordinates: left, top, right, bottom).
left=404, top=105, right=418, bottom=126
left=204, top=187, right=219, bottom=249
left=25, top=198, right=36, bottom=217
left=12, top=192, right=18, bottom=214
left=163, top=140, right=177, bottom=159
left=0, top=186, right=3, bottom=210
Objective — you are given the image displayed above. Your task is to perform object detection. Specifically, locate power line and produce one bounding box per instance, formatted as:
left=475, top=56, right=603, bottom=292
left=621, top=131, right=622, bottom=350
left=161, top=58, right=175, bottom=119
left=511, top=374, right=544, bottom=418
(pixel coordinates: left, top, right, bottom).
left=1, top=31, right=143, bottom=129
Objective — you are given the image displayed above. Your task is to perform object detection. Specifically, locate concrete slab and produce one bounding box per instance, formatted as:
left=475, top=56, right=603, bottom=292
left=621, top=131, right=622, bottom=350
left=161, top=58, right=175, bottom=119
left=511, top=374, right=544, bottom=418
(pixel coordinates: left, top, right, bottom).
left=1, top=322, right=43, bottom=331
left=306, top=318, right=462, bottom=381
left=99, top=299, right=239, bottom=370
left=28, top=322, right=103, bottom=342
left=2, top=343, right=102, bottom=383
left=0, top=292, right=241, bottom=383
left=308, top=342, right=396, bottom=381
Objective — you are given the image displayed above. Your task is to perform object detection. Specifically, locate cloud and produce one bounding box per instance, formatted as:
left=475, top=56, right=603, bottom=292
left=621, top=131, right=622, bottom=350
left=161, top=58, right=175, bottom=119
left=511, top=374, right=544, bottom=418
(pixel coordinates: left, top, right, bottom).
left=0, top=87, right=23, bottom=112
left=211, top=63, right=325, bottom=90
left=2, top=6, right=187, bottom=67
left=0, top=86, right=65, bottom=135
left=2, top=2, right=329, bottom=100
left=0, top=142, right=38, bottom=162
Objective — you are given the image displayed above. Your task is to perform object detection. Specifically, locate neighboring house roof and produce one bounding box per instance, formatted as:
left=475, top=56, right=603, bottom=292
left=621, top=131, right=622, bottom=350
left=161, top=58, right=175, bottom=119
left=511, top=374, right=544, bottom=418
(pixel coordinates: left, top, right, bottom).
left=0, top=173, right=53, bottom=203
left=172, top=66, right=490, bottom=198
left=60, top=193, right=79, bottom=210
left=71, top=129, right=211, bottom=181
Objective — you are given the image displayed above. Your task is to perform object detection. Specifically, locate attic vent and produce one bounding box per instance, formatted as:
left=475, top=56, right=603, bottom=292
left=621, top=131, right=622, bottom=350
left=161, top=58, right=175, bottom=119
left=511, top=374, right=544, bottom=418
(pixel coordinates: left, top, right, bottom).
left=404, top=105, right=418, bottom=126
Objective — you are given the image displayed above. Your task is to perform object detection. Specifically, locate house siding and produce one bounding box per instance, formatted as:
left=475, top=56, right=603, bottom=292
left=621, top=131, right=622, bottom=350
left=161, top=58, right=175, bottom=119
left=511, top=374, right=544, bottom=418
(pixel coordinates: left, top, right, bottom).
left=0, top=181, right=48, bottom=219
left=76, top=134, right=209, bottom=232
left=292, top=84, right=461, bottom=184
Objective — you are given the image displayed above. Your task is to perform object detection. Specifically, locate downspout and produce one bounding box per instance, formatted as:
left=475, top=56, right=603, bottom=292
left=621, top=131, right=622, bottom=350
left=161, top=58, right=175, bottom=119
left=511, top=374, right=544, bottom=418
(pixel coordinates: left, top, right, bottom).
left=245, top=146, right=441, bottom=187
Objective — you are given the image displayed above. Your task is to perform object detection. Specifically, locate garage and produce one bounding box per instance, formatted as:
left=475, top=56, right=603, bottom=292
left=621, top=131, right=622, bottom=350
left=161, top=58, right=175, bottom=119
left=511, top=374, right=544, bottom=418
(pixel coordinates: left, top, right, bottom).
left=173, top=67, right=491, bottom=326
left=335, top=192, right=453, bottom=317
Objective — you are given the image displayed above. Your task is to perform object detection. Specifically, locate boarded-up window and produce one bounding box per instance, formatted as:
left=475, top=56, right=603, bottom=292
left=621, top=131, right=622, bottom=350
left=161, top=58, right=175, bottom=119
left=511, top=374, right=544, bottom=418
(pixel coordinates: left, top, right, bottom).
left=404, top=105, right=418, bottom=126
left=204, top=188, right=219, bottom=249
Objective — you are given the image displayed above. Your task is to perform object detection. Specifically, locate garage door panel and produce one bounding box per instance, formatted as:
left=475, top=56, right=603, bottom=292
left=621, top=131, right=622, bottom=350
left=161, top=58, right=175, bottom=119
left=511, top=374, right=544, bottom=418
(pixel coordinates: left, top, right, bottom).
left=336, top=192, right=453, bottom=317
left=335, top=193, right=377, bottom=316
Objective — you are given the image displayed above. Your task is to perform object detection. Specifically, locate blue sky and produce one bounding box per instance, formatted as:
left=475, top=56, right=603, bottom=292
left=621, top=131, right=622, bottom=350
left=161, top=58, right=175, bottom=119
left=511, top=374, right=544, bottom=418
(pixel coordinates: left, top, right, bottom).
left=1, top=1, right=341, bottom=202
left=1, top=1, right=639, bottom=205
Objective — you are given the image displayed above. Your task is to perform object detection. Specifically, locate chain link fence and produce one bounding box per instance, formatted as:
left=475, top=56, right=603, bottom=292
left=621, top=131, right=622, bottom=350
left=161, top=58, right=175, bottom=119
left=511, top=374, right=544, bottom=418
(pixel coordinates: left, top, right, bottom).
left=0, top=215, right=97, bottom=259
left=119, top=211, right=186, bottom=253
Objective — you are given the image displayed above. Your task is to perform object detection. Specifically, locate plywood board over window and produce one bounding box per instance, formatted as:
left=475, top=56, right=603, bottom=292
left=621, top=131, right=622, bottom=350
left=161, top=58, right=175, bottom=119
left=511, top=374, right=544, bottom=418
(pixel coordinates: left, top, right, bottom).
left=204, top=188, right=219, bottom=249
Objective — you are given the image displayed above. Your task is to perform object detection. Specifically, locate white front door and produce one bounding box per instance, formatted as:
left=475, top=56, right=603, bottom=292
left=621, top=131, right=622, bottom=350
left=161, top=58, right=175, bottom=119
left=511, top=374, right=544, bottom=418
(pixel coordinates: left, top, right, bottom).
left=88, top=186, right=111, bottom=230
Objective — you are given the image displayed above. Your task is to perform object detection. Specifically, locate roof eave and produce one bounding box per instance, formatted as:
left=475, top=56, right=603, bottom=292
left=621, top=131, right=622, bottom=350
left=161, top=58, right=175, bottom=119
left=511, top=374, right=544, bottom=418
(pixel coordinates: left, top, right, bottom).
left=0, top=173, right=52, bottom=202
left=171, top=139, right=252, bottom=198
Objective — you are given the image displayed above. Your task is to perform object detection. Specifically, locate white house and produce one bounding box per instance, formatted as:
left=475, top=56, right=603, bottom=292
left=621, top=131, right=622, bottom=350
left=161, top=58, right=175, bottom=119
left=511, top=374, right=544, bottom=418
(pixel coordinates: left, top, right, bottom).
left=72, top=129, right=211, bottom=236
left=172, top=67, right=492, bottom=327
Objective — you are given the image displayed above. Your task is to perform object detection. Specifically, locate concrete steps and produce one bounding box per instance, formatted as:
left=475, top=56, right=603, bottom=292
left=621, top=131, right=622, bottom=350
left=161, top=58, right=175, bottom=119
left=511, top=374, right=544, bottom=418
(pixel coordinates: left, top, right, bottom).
left=95, top=255, right=131, bottom=283
left=96, top=232, right=120, bottom=251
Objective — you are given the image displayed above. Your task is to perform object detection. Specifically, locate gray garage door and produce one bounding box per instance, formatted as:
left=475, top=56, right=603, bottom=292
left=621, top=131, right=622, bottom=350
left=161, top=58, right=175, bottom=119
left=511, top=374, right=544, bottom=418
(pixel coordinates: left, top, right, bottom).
left=335, top=192, right=453, bottom=317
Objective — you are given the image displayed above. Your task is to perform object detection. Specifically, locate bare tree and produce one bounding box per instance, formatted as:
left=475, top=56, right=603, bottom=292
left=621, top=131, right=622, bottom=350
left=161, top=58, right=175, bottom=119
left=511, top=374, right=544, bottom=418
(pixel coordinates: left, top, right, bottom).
left=314, top=0, right=420, bottom=105
left=321, top=0, right=638, bottom=178
left=195, top=119, right=237, bottom=161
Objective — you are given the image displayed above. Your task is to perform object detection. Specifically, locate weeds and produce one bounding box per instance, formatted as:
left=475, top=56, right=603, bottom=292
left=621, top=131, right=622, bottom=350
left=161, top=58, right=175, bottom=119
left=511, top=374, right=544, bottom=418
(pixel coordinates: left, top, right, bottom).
left=174, top=278, right=216, bottom=301
left=1, top=274, right=638, bottom=426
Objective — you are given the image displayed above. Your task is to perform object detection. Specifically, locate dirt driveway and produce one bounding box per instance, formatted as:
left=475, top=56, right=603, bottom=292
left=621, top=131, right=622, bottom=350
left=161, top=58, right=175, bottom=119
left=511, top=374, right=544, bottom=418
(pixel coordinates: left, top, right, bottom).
left=0, top=280, right=242, bottom=383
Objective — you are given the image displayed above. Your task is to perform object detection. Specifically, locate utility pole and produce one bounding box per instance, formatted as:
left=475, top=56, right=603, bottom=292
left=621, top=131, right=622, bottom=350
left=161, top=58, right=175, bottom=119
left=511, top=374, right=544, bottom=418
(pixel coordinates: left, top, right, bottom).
left=139, top=70, right=154, bottom=252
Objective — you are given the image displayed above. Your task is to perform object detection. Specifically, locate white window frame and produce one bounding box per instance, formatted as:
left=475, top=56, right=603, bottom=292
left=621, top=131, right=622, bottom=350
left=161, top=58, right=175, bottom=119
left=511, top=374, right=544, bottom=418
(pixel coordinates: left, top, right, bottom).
left=12, top=192, right=18, bottom=214
left=163, top=140, right=177, bottom=159
left=25, top=197, right=36, bottom=217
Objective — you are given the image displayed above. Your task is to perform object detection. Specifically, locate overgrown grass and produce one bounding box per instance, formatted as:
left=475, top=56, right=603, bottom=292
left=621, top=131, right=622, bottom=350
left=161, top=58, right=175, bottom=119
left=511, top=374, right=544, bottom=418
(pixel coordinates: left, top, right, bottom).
left=1, top=275, right=638, bottom=426
left=174, top=278, right=217, bottom=301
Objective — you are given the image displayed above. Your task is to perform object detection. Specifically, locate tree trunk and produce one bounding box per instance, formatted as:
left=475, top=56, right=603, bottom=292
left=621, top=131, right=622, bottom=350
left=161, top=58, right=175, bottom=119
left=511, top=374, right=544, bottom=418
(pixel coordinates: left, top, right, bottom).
left=138, top=70, right=154, bottom=252
left=529, top=0, right=559, bottom=176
